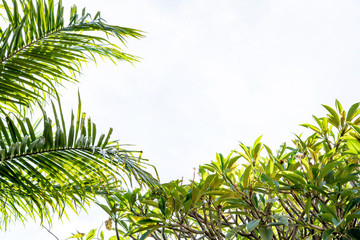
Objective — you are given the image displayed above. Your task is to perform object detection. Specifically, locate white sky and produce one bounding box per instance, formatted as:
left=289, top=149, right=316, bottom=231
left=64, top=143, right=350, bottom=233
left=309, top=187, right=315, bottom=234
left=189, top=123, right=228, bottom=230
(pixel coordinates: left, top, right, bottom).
left=2, top=0, right=360, bottom=239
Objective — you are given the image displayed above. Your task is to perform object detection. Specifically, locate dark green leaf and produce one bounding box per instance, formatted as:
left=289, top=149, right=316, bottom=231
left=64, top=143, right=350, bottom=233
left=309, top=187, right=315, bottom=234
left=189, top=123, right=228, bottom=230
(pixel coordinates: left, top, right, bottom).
left=246, top=219, right=260, bottom=232
left=259, top=227, right=273, bottom=240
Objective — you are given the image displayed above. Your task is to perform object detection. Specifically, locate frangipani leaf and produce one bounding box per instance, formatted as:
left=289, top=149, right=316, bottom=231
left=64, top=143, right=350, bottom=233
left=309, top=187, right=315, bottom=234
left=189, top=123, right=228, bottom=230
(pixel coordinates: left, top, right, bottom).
left=246, top=219, right=260, bottom=232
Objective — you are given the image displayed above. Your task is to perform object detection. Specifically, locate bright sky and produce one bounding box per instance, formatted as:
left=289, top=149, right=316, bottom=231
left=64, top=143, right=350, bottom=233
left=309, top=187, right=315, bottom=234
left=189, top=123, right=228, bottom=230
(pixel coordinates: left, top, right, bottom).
left=2, top=0, right=360, bottom=239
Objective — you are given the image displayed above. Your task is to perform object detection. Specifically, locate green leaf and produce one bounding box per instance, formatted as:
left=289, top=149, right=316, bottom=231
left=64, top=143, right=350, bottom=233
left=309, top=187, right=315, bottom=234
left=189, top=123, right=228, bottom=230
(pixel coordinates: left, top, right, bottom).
left=225, top=225, right=245, bottom=240
left=136, top=218, right=161, bottom=225
left=335, top=99, right=343, bottom=113
left=281, top=171, right=306, bottom=185
left=127, top=224, right=161, bottom=236
left=346, top=139, right=360, bottom=154
left=318, top=160, right=343, bottom=183
left=97, top=203, right=112, bottom=215
left=140, top=230, right=155, bottom=240
left=344, top=198, right=360, bottom=216
left=319, top=202, right=337, bottom=219
left=322, top=104, right=340, bottom=128
left=243, top=165, right=252, bottom=188
left=346, top=228, right=360, bottom=240
left=305, top=197, right=311, bottom=217
left=246, top=219, right=260, bottom=232
left=86, top=229, right=96, bottom=240
left=347, top=102, right=360, bottom=121
left=67, top=233, right=85, bottom=239
left=159, top=196, right=166, bottom=216
left=301, top=123, right=321, bottom=134
left=102, top=128, right=113, bottom=149
left=259, top=227, right=273, bottom=240
left=322, top=229, right=334, bottom=240
left=272, top=215, right=288, bottom=226
left=332, top=218, right=343, bottom=227
left=345, top=213, right=360, bottom=225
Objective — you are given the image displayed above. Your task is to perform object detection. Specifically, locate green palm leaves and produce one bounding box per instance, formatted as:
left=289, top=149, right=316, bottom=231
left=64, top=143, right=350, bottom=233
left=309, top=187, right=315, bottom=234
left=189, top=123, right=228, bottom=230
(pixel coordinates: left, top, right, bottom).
left=0, top=0, right=143, bottom=111
left=0, top=0, right=156, bottom=228
left=0, top=95, right=157, bottom=227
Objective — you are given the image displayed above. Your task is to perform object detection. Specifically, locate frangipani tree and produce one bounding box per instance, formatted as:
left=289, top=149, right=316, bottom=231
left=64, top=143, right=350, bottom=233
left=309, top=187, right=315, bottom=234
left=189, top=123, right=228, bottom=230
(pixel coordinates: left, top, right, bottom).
left=94, top=101, right=360, bottom=240
left=0, top=0, right=157, bottom=228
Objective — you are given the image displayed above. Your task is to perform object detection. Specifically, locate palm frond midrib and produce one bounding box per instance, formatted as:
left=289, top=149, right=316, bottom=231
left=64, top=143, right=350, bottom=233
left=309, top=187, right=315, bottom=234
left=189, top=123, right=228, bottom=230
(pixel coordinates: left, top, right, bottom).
left=0, top=26, right=66, bottom=65
left=2, top=145, right=98, bottom=162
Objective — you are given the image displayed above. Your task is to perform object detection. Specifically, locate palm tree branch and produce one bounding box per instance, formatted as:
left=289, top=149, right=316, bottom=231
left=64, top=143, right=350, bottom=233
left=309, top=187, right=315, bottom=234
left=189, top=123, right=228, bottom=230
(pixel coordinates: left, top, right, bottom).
left=0, top=95, right=158, bottom=227
left=0, top=0, right=144, bottom=111
left=0, top=25, right=66, bottom=64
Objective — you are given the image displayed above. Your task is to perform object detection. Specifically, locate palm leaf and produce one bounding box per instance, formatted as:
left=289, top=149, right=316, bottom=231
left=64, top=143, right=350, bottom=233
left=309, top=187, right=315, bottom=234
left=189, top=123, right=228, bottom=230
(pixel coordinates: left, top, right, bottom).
left=0, top=0, right=143, bottom=112
left=0, top=95, right=158, bottom=228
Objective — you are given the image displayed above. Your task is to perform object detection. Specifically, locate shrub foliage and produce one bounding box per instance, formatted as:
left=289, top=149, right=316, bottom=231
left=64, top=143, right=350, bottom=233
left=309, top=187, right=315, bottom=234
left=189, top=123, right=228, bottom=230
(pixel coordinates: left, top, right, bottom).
left=93, top=101, right=360, bottom=240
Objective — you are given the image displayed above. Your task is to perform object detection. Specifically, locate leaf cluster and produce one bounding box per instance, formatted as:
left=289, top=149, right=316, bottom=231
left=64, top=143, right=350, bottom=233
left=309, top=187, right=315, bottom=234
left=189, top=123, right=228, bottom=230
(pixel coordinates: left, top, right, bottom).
left=0, top=0, right=157, bottom=229
left=0, top=0, right=143, bottom=112
left=0, top=92, right=158, bottom=228
left=95, top=101, right=360, bottom=240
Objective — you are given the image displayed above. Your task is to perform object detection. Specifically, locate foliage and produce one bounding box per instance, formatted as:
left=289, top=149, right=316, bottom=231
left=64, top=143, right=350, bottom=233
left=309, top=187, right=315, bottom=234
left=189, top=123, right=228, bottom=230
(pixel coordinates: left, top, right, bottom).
left=67, top=226, right=105, bottom=240
left=0, top=0, right=143, bottom=113
left=67, top=224, right=117, bottom=240
left=94, top=101, right=360, bottom=240
left=0, top=0, right=157, bottom=229
left=0, top=93, right=158, bottom=227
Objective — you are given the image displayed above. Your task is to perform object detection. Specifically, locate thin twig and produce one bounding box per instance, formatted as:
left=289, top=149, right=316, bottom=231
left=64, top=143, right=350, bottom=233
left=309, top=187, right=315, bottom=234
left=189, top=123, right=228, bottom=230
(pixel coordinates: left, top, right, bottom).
left=42, top=224, right=60, bottom=240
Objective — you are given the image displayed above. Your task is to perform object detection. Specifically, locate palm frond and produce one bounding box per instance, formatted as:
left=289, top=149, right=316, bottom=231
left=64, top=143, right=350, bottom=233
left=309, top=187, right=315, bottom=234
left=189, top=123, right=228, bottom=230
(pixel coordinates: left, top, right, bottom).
left=0, top=0, right=143, bottom=112
left=0, top=94, right=158, bottom=228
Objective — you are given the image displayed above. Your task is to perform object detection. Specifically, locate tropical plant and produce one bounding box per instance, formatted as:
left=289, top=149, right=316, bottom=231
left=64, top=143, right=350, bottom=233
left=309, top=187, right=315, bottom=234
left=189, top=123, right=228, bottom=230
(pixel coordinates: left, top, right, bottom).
left=93, top=101, right=360, bottom=240
left=0, top=0, right=142, bottom=113
left=0, top=0, right=157, bottom=229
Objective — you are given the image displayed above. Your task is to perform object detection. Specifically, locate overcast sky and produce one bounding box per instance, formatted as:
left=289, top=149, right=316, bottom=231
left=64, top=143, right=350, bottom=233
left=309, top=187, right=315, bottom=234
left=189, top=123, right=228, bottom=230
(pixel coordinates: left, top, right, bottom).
left=2, top=0, right=360, bottom=239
